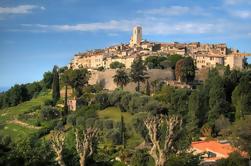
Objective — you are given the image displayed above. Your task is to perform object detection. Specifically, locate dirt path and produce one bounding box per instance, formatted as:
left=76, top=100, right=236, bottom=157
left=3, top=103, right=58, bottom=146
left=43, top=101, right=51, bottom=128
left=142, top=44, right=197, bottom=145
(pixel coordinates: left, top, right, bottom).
left=8, top=119, right=42, bottom=129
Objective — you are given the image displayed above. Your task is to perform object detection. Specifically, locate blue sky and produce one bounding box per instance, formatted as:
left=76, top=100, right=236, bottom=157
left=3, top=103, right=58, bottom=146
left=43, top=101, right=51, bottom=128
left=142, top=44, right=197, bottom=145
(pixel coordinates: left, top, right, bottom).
left=0, top=0, right=251, bottom=88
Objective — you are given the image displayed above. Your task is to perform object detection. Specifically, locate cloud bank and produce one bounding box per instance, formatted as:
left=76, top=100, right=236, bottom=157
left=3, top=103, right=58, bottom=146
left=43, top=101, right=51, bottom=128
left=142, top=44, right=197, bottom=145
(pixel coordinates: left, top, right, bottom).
left=0, top=5, right=45, bottom=15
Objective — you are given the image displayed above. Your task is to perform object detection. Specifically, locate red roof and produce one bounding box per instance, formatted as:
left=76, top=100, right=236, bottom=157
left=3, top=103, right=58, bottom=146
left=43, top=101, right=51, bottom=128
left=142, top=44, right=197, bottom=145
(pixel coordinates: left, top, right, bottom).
left=191, top=140, right=248, bottom=160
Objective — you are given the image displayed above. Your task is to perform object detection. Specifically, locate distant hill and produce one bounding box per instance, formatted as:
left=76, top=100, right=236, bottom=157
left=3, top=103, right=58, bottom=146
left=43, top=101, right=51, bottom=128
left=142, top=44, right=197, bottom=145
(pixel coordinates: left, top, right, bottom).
left=0, top=86, right=9, bottom=93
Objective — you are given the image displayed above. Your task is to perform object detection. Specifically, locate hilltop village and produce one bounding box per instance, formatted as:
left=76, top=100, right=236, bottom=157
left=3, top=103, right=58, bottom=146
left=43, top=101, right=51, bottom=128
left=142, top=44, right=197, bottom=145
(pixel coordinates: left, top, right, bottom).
left=69, top=26, right=248, bottom=70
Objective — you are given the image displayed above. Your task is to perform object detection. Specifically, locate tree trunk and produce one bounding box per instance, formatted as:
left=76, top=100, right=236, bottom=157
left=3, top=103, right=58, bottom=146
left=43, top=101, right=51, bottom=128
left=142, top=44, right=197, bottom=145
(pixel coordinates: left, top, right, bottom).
left=136, top=81, right=140, bottom=92
left=56, top=155, right=66, bottom=166
left=157, top=152, right=167, bottom=166
left=79, top=155, right=85, bottom=166
left=64, top=85, right=68, bottom=116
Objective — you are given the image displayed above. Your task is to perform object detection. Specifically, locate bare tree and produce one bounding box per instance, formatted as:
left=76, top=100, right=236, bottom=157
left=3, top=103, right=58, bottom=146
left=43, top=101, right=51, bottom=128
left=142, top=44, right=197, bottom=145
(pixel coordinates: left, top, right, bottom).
left=50, top=130, right=66, bottom=166
left=75, top=128, right=98, bottom=166
left=144, top=115, right=182, bottom=166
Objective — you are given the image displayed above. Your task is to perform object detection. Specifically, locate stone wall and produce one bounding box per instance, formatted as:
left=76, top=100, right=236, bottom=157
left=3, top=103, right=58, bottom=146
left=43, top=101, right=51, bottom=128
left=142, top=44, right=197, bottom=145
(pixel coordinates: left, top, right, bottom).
left=89, top=69, right=175, bottom=91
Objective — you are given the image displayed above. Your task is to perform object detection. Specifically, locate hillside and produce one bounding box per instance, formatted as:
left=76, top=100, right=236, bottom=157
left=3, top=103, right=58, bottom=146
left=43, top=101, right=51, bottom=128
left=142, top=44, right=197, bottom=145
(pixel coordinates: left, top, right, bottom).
left=0, top=91, right=52, bottom=141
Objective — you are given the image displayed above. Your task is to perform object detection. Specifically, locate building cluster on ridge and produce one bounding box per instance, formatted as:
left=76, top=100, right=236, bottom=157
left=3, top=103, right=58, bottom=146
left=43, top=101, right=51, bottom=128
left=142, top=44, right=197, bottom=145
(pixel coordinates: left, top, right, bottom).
left=69, top=26, right=249, bottom=70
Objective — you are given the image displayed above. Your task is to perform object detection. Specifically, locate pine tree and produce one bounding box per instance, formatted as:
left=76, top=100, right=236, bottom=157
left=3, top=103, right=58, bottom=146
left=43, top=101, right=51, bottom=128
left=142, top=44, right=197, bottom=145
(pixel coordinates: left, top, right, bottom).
left=130, top=56, right=147, bottom=92
left=52, top=66, right=60, bottom=105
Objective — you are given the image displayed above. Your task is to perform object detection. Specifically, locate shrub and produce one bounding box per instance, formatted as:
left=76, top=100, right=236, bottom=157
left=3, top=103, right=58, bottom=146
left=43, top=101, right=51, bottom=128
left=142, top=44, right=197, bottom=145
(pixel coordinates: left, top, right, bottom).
left=143, top=99, right=167, bottom=115
left=130, top=149, right=150, bottom=166
left=119, top=93, right=134, bottom=112
left=67, top=113, right=77, bottom=126
left=103, top=119, right=114, bottom=129
left=132, top=112, right=150, bottom=142
left=43, top=99, right=54, bottom=106
left=128, top=95, right=150, bottom=113
left=106, top=129, right=121, bottom=145
left=110, top=61, right=125, bottom=69
left=85, top=118, right=96, bottom=128
left=108, top=90, right=128, bottom=106
left=40, top=106, right=60, bottom=120
left=95, top=92, right=110, bottom=109
left=216, top=152, right=249, bottom=166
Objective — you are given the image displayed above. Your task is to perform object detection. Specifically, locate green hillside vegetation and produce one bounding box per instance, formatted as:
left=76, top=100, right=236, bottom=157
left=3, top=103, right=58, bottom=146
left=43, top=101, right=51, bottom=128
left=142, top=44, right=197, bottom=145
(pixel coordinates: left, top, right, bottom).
left=0, top=62, right=251, bottom=166
left=97, top=107, right=143, bottom=148
left=0, top=91, right=52, bottom=141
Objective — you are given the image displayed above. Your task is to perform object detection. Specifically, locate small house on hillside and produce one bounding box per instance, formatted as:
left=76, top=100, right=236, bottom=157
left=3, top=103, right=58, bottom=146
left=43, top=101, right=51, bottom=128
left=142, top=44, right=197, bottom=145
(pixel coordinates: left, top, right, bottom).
left=191, top=140, right=248, bottom=164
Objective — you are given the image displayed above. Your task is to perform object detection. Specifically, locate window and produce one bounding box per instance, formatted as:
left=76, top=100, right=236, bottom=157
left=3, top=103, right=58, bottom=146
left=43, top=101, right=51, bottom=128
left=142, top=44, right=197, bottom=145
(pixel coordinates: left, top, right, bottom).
left=207, top=151, right=216, bottom=158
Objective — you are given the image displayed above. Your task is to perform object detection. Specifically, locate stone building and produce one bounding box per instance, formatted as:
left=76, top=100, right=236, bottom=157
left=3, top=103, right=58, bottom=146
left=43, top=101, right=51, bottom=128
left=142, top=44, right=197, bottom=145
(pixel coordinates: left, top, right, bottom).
left=129, top=26, right=142, bottom=47
left=69, top=26, right=249, bottom=71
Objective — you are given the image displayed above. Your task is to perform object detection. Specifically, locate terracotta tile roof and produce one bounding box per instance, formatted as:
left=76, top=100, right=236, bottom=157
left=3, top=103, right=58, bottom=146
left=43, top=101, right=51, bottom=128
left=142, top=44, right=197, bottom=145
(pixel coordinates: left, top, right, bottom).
left=191, top=140, right=248, bottom=159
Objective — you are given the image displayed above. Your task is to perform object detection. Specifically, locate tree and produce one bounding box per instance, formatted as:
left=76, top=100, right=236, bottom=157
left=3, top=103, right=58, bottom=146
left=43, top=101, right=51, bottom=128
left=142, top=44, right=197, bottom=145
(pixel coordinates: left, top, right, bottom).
left=144, top=56, right=167, bottom=69
left=166, top=54, right=183, bottom=69
left=187, top=90, right=200, bottom=138
left=42, top=71, right=53, bottom=89
left=8, top=84, right=29, bottom=106
left=75, top=128, right=98, bottom=166
left=50, top=130, right=65, bottom=166
left=113, top=69, right=130, bottom=89
left=120, top=115, right=126, bottom=148
left=66, top=68, right=90, bottom=97
left=146, top=80, right=151, bottom=95
left=110, top=61, right=125, bottom=69
left=216, top=152, right=249, bottom=166
left=144, top=115, right=183, bottom=166
left=62, top=70, right=72, bottom=116
left=52, top=66, right=60, bottom=105
left=208, top=75, right=229, bottom=126
left=130, top=56, right=147, bottom=92
left=223, top=67, right=241, bottom=102
left=175, top=57, right=195, bottom=83
left=232, top=76, right=251, bottom=120
left=230, top=116, right=251, bottom=156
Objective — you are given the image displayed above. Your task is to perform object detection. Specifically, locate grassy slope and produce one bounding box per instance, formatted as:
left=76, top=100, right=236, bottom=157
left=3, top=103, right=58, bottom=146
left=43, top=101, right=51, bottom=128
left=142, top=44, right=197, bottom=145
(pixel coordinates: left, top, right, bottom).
left=97, top=107, right=143, bottom=148
left=0, top=91, right=51, bottom=141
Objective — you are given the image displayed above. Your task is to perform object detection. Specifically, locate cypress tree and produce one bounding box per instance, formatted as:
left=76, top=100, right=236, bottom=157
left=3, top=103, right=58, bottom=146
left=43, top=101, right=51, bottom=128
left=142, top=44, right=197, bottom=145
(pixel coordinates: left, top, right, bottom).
left=146, top=79, right=151, bottom=96
left=120, top=115, right=126, bottom=148
left=52, top=65, right=60, bottom=105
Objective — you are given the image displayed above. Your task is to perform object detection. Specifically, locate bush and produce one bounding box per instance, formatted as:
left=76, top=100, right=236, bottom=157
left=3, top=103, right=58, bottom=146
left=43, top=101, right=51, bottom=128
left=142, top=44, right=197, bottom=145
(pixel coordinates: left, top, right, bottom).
left=119, top=93, right=134, bottom=112
left=103, top=120, right=114, bottom=129
left=43, top=99, right=54, bottom=106
left=130, top=149, right=150, bottom=166
left=95, top=92, right=110, bottom=109
left=132, top=112, right=150, bottom=142
left=128, top=95, right=150, bottom=113
left=67, top=113, right=77, bottom=126
left=216, top=152, right=248, bottom=166
left=76, top=116, right=86, bottom=127
left=108, top=90, right=128, bottom=106
left=106, top=130, right=122, bottom=145
left=110, top=61, right=125, bottom=69
left=40, top=106, right=60, bottom=120
left=85, top=118, right=97, bottom=128
left=167, top=153, right=200, bottom=166
left=77, top=93, right=95, bottom=107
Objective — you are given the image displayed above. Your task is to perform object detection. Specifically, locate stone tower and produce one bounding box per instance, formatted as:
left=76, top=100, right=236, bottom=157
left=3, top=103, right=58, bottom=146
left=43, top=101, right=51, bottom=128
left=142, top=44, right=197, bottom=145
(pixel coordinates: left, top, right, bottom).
left=130, top=26, right=142, bottom=47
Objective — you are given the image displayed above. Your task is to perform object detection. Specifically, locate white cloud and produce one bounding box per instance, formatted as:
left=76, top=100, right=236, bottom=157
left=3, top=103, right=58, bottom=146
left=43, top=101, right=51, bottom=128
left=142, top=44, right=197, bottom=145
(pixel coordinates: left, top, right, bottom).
left=0, top=5, right=45, bottom=14
left=137, top=6, right=207, bottom=16
left=231, top=10, right=251, bottom=18
left=224, top=0, right=251, bottom=5
left=21, top=20, right=135, bottom=32
left=19, top=19, right=223, bottom=35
